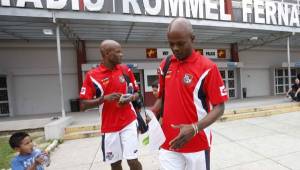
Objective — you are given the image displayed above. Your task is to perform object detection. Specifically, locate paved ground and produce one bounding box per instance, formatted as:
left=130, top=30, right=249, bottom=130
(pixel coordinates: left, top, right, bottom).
left=46, top=111, right=300, bottom=170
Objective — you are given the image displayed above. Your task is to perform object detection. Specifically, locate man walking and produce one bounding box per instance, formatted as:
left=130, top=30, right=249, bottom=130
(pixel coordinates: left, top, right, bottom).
left=80, top=40, right=142, bottom=170
left=154, top=18, right=228, bottom=170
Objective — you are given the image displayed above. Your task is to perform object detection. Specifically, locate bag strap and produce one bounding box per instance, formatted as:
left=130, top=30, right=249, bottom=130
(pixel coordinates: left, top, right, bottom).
left=120, top=64, right=131, bottom=88
left=120, top=64, right=148, bottom=116
left=162, top=55, right=172, bottom=78
left=159, top=55, right=172, bottom=119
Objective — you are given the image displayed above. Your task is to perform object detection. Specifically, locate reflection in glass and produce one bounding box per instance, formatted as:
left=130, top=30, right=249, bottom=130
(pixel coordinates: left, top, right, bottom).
left=0, top=103, right=9, bottom=114
left=220, top=71, right=225, bottom=79
left=228, top=80, right=235, bottom=88
left=0, top=77, right=6, bottom=88
left=277, top=69, right=283, bottom=76
left=278, top=78, right=283, bottom=84
left=229, top=89, right=235, bottom=97
left=291, top=69, right=296, bottom=76
left=278, top=86, right=284, bottom=93
left=0, top=90, right=8, bottom=101
left=228, top=70, right=234, bottom=78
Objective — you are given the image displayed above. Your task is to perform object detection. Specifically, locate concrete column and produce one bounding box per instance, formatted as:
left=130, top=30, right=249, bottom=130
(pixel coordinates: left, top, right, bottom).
left=231, top=43, right=239, bottom=62
left=56, top=25, right=66, bottom=118
left=287, top=36, right=291, bottom=89
left=76, top=40, right=87, bottom=93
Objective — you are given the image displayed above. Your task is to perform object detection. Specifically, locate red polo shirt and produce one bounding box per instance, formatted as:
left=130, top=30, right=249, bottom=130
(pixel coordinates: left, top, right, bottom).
left=80, top=64, right=139, bottom=133
left=158, top=51, right=228, bottom=153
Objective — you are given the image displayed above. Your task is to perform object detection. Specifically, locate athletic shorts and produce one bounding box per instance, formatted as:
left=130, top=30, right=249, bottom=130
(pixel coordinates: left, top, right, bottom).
left=101, top=120, right=139, bottom=164
left=159, top=148, right=210, bottom=170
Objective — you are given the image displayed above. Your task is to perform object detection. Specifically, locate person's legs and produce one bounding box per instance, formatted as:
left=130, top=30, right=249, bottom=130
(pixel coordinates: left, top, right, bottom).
left=120, top=120, right=142, bottom=170
left=184, top=149, right=210, bottom=170
left=159, top=149, right=186, bottom=170
left=290, top=92, right=296, bottom=101
left=111, top=160, right=122, bottom=170
left=295, top=93, right=300, bottom=101
left=101, top=133, right=123, bottom=167
left=127, top=159, right=142, bottom=170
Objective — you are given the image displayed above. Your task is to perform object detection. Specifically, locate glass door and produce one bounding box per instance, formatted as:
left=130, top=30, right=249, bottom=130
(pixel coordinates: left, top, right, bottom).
left=0, top=76, right=9, bottom=116
left=219, top=69, right=237, bottom=98
left=274, top=68, right=297, bottom=95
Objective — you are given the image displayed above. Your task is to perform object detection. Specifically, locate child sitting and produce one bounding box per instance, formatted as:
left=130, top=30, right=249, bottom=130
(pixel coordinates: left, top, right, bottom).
left=9, top=132, right=50, bottom=170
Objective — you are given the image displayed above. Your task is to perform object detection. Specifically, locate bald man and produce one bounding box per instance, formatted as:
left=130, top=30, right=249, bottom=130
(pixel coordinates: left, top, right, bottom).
left=153, top=18, right=228, bottom=170
left=80, top=40, right=142, bottom=170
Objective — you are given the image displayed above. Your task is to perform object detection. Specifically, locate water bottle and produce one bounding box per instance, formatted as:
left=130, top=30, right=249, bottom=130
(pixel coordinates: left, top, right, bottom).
left=37, top=152, right=50, bottom=167
left=128, top=83, right=134, bottom=94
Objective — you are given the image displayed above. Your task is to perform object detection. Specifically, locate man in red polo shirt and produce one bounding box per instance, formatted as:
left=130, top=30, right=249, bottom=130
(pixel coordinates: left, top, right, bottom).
left=154, top=18, right=228, bottom=170
left=80, top=40, right=142, bottom=170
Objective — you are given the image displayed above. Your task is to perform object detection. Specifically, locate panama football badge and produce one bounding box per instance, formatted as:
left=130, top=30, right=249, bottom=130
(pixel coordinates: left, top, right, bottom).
left=183, top=74, right=193, bottom=84
left=119, top=75, right=125, bottom=83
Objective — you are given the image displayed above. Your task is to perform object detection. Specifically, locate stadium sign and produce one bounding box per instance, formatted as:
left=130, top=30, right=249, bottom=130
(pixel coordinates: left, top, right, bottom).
left=0, top=0, right=299, bottom=27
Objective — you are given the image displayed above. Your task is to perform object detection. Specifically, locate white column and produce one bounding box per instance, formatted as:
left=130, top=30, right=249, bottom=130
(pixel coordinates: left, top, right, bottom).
left=56, top=24, right=66, bottom=117
left=287, top=36, right=291, bottom=89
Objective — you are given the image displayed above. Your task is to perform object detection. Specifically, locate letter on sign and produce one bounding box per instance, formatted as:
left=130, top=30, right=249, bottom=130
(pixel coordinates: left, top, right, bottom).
left=47, top=0, right=67, bottom=9
left=84, top=0, right=104, bottom=11
left=143, top=0, right=161, bottom=15
left=16, top=0, right=43, bottom=8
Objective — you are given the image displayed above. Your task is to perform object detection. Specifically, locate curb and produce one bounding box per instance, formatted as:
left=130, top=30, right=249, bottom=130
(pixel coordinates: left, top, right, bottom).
left=63, top=130, right=100, bottom=140
left=220, top=107, right=300, bottom=122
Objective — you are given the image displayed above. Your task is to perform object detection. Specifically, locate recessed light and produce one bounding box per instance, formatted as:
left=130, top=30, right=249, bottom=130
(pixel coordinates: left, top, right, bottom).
left=43, top=29, right=53, bottom=35
left=249, top=36, right=258, bottom=41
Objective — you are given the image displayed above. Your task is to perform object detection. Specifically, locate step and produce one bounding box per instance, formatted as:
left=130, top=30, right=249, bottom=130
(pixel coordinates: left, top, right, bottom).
left=220, top=106, right=300, bottom=121
left=63, top=130, right=100, bottom=141
left=64, top=124, right=100, bottom=134
left=62, top=103, right=300, bottom=141
left=224, top=102, right=300, bottom=115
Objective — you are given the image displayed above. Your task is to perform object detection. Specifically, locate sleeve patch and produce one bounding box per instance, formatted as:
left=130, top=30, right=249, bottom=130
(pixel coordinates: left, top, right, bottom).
left=80, top=87, right=86, bottom=95
left=220, top=85, right=227, bottom=96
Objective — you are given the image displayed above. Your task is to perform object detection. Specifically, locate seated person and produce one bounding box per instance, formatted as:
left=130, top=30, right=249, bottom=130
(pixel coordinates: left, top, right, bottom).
left=286, top=78, right=300, bottom=101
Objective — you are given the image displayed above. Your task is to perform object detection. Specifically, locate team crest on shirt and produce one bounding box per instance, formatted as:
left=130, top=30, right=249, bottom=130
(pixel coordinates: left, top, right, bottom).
left=119, top=75, right=125, bottom=83
left=183, top=74, right=193, bottom=84
left=165, top=70, right=172, bottom=78
left=105, top=152, right=114, bottom=160
left=101, top=77, right=110, bottom=85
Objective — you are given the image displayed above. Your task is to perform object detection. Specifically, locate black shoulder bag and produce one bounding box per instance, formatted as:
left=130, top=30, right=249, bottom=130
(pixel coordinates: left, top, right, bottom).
left=120, top=65, right=149, bottom=134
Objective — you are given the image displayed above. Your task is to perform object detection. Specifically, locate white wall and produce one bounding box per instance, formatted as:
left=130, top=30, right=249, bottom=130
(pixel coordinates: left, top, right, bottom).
left=240, top=48, right=300, bottom=68
left=13, top=74, right=77, bottom=115
left=241, top=68, right=271, bottom=97
left=240, top=47, right=300, bottom=97
left=0, top=41, right=78, bottom=116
